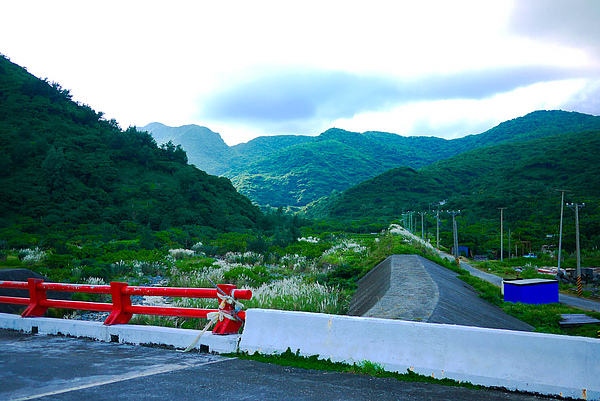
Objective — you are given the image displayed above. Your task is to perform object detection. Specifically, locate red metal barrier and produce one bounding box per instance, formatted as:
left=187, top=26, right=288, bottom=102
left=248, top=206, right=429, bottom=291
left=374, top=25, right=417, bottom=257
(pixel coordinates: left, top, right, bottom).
left=0, top=279, right=252, bottom=334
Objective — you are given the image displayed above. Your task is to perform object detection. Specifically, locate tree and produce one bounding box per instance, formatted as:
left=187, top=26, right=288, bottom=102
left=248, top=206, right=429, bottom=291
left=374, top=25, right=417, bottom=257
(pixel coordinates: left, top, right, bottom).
left=42, top=146, right=67, bottom=191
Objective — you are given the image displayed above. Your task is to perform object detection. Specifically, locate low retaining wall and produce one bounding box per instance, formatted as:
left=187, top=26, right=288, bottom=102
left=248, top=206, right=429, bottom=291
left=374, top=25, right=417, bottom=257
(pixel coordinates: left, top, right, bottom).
left=3, top=309, right=599, bottom=400
left=0, top=313, right=239, bottom=354
left=239, top=309, right=600, bottom=400
left=347, top=255, right=391, bottom=315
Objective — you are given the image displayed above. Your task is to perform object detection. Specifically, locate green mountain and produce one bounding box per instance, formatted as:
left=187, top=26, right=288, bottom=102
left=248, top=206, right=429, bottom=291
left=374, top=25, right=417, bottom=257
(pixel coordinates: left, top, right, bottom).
left=452, top=110, right=600, bottom=151
left=144, top=111, right=600, bottom=208
left=140, top=123, right=313, bottom=177
left=314, top=129, right=600, bottom=253
left=0, top=54, right=262, bottom=245
left=141, top=122, right=231, bottom=175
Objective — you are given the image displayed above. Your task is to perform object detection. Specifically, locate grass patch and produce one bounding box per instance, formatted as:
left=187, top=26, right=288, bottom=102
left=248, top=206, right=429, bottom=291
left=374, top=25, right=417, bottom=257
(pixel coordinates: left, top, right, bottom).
left=229, top=348, right=481, bottom=389
left=0, top=255, right=25, bottom=268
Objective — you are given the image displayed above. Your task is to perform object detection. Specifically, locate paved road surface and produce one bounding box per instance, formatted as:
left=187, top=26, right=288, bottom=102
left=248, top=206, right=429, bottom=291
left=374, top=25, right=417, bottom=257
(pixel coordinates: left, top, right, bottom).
left=450, top=254, right=600, bottom=312
left=1, top=329, right=558, bottom=401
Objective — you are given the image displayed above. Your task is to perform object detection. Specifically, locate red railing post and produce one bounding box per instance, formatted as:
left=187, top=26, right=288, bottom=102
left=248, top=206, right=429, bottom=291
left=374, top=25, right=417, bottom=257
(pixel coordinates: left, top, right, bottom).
left=212, top=284, right=244, bottom=335
left=21, top=278, right=48, bottom=317
left=104, top=282, right=133, bottom=325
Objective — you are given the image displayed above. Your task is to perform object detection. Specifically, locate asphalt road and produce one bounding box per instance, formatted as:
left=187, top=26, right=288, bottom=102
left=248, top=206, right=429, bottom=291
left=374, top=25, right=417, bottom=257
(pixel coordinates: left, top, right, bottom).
left=1, top=329, right=558, bottom=401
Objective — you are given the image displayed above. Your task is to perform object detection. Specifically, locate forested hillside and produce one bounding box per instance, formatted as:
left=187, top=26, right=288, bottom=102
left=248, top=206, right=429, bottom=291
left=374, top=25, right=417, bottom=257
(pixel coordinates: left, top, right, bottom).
left=314, top=129, right=600, bottom=255
left=145, top=111, right=600, bottom=208
left=0, top=54, right=262, bottom=249
left=142, top=122, right=231, bottom=175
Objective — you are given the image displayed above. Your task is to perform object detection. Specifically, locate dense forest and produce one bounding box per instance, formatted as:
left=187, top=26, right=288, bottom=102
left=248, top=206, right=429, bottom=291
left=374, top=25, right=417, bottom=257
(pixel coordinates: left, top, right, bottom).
left=0, top=54, right=266, bottom=253
left=312, top=129, right=600, bottom=257
left=145, top=111, right=600, bottom=208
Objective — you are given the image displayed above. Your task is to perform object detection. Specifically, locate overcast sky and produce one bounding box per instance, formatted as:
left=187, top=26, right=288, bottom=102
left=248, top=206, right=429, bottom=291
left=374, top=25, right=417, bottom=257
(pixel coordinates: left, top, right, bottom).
left=2, top=0, right=599, bottom=145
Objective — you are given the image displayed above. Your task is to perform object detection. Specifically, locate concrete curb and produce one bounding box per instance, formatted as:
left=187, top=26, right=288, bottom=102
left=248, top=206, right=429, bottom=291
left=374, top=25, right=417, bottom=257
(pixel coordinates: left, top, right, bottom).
left=239, top=308, right=600, bottom=401
left=3, top=307, right=600, bottom=400
left=0, top=313, right=239, bottom=354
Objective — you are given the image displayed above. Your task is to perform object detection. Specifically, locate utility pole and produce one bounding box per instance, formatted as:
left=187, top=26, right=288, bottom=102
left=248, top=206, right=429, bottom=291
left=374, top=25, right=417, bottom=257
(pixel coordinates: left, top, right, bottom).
left=418, top=212, right=426, bottom=239
left=556, top=189, right=570, bottom=274
left=508, top=229, right=511, bottom=260
left=498, top=207, right=506, bottom=262
left=436, top=206, right=440, bottom=254
left=567, top=202, right=585, bottom=297
left=447, top=210, right=461, bottom=265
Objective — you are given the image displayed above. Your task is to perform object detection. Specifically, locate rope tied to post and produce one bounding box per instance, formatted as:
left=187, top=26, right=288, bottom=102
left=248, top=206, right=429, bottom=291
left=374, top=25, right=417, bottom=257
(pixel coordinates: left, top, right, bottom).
left=182, top=286, right=245, bottom=353
left=217, top=290, right=245, bottom=320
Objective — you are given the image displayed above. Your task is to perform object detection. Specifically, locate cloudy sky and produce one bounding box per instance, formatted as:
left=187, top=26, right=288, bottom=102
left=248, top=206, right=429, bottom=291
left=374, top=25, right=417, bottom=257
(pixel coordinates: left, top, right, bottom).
left=2, top=0, right=599, bottom=145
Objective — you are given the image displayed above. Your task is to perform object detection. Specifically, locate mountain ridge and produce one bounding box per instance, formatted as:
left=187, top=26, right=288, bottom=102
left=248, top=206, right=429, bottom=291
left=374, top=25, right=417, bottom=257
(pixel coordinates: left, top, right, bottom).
left=311, top=128, right=600, bottom=253
left=142, top=110, right=600, bottom=208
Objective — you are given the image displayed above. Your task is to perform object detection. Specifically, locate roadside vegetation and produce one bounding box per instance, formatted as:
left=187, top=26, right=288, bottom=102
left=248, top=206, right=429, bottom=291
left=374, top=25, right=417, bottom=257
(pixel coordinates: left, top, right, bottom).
left=230, top=347, right=481, bottom=390
left=3, top=220, right=598, bottom=337
left=2, top=221, right=599, bottom=337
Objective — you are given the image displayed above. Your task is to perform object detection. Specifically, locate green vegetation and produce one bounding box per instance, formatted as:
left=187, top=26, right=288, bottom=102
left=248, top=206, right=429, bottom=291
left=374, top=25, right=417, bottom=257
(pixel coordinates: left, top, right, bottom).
left=0, top=54, right=262, bottom=250
left=317, top=127, right=600, bottom=259
left=230, top=347, right=480, bottom=389
left=1, top=55, right=598, bottom=342
left=0, top=54, right=315, bottom=287
left=146, top=111, right=600, bottom=208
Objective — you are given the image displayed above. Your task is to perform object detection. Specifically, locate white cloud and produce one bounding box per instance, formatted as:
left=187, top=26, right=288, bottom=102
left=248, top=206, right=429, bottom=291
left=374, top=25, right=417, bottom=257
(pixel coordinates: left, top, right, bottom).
left=331, top=79, right=590, bottom=138
left=0, top=0, right=598, bottom=144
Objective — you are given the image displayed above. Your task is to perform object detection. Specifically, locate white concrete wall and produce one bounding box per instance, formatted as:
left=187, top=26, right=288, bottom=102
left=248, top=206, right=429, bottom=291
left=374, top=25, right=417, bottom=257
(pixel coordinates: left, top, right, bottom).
left=239, top=309, right=600, bottom=401
left=0, top=313, right=239, bottom=354
left=2, top=309, right=599, bottom=400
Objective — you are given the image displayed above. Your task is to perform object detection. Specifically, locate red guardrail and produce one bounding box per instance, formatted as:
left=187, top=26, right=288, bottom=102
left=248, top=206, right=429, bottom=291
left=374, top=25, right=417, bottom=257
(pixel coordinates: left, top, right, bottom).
left=0, top=278, right=252, bottom=334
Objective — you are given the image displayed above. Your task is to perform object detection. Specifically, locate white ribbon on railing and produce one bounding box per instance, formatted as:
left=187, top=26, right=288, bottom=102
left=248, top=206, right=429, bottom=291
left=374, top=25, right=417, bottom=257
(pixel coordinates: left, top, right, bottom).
left=182, top=292, right=244, bottom=353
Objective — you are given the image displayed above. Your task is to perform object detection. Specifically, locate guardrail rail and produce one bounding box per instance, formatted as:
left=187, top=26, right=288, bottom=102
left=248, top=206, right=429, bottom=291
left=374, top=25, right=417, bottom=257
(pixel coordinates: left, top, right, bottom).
left=0, top=278, right=251, bottom=334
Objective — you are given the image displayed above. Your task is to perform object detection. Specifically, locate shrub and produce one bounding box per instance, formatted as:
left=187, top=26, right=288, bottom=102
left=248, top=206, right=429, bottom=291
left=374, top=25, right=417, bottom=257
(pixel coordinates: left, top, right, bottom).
left=321, top=264, right=364, bottom=291
left=243, top=276, right=345, bottom=314
left=168, top=248, right=196, bottom=259
left=17, top=247, right=47, bottom=265
left=223, top=265, right=274, bottom=287
left=45, top=254, right=72, bottom=269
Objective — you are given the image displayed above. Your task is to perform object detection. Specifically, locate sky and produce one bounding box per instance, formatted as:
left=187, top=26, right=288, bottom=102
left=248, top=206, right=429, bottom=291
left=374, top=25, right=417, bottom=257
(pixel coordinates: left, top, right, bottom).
left=1, top=0, right=599, bottom=145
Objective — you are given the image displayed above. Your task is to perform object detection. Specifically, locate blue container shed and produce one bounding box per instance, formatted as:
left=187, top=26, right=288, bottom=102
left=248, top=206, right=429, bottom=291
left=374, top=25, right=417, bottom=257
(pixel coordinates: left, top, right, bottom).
left=503, top=278, right=559, bottom=304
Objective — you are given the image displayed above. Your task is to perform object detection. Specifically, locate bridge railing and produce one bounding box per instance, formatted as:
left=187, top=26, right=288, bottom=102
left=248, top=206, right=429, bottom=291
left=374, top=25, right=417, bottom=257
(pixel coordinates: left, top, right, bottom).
left=0, top=278, right=251, bottom=334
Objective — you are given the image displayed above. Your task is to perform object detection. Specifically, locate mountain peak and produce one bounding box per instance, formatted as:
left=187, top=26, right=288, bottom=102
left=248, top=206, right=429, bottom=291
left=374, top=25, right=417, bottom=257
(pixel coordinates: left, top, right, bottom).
left=141, top=123, right=227, bottom=147
left=141, top=123, right=230, bottom=175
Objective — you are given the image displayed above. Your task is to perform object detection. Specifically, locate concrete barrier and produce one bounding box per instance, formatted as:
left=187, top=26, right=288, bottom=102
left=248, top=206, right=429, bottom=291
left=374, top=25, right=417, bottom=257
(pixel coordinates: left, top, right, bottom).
left=0, top=313, right=239, bottom=354
left=3, top=308, right=599, bottom=400
left=239, top=309, right=600, bottom=400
